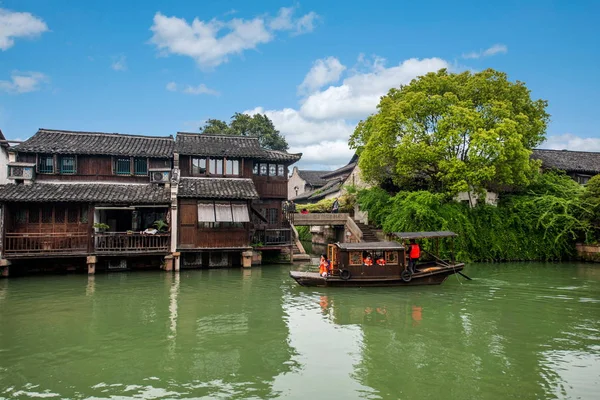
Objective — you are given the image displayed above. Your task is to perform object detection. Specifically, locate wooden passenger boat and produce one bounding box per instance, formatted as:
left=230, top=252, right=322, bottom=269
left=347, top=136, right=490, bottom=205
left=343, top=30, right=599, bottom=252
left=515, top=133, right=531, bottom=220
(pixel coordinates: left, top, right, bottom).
left=289, top=231, right=466, bottom=287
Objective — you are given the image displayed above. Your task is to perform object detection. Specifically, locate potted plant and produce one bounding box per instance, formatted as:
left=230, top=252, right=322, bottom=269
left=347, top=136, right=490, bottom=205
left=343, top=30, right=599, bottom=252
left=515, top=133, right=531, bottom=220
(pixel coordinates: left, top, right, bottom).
left=153, top=220, right=169, bottom=233
left=93, top=222, right=110, bottom=232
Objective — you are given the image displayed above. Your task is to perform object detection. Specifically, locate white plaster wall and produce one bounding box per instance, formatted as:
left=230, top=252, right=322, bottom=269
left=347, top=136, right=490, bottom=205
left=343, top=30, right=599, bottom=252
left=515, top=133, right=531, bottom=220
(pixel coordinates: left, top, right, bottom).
left=288, top=167, right=307, bottom=200
left=0, top=148, right=9, bottom=185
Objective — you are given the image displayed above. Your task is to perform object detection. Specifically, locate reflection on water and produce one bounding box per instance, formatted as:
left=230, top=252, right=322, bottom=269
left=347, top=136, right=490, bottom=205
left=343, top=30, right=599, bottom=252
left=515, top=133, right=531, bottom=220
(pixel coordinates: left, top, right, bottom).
left=0, top=263, right=598, bottom=399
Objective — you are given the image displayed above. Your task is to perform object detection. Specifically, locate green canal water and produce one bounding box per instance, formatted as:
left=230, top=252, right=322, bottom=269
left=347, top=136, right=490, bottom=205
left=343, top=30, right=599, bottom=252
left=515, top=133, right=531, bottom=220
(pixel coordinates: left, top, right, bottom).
left=0, top=263, right=599, bottom=400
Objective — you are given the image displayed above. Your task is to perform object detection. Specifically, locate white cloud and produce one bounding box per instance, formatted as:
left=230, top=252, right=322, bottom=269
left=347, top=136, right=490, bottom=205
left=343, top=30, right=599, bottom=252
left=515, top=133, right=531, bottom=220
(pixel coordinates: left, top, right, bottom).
left=149, top=7, right=319, bottom=69
left=246, top=55, right=452, bottom=169
left=183, top=84, right=220, bottom=96
left=166, top=81, right=219, bottom=96
left=0, top=71, right=48, bottom=93
left=298, top=56, right=346, bottom=94
left=0, top=8, right=48, bottom=51
left=462, top=44, right=508, bottom=59
left=111, top=55, right=127, bottom=71
left=299, top=57, right=450, bottom=120
left=542, top=134, right=600, bottom=152
left=269, top=7, right=319, bottom=35
left=166, top=82, right=177, bottom=91
left=244, top=106, right=355, bottom=147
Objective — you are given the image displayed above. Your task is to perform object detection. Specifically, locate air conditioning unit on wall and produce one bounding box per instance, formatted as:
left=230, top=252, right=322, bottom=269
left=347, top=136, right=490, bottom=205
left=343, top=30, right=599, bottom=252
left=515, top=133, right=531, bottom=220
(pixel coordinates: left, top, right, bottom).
left=149, top=168, right=171, bottom=183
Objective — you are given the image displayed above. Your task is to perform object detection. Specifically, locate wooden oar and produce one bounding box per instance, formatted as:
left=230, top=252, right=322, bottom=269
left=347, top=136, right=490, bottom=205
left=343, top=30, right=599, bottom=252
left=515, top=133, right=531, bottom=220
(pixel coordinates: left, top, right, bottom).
left=423, top=249, right=473, bottom=281
left=457, top=271, right=472, bottom=281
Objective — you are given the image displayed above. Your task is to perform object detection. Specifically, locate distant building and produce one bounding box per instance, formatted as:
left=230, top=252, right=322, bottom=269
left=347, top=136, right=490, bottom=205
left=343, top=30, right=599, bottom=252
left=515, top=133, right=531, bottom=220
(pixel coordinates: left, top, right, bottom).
left=532, top=149, right=600, bottom=184
left=291, top=155, right=369, bottom=204
left=287, top=168, right=329, bottom=199
left=0, top=129, right=10, bottom=185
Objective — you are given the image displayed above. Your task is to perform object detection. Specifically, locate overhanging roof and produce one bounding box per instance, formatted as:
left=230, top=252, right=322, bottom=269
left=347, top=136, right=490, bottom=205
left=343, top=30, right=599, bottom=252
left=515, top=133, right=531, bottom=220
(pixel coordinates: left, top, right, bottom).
left=178, top=177, right=259, bottom=199
left=392, top=231, right=458, bottom=240
left=0, top=183, right=170, bottom=204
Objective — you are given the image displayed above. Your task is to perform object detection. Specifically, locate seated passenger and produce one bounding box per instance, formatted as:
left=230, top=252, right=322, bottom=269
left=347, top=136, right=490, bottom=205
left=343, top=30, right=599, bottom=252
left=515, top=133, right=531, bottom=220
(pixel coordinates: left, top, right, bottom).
left=319, top=254, right=330, bottom=277
left=363, top=255, right=373, bottom=266
left=376, top=257, right=386, bottom=266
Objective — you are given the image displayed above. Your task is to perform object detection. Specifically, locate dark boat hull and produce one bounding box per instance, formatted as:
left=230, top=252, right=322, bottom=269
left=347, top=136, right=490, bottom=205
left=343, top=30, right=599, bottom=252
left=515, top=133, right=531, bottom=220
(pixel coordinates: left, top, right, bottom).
left=289, top=264, right=465, bottom=287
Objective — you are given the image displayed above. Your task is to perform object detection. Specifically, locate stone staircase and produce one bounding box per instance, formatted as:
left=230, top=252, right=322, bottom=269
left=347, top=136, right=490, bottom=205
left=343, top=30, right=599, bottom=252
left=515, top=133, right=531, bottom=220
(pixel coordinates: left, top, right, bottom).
left=354, top=221, right=380, bottom=242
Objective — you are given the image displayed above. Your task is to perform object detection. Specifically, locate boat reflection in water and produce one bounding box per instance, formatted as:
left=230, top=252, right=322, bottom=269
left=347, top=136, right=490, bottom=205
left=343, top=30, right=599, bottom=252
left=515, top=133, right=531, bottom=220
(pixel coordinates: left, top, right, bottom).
left=297, top=265, right=600, bottom=400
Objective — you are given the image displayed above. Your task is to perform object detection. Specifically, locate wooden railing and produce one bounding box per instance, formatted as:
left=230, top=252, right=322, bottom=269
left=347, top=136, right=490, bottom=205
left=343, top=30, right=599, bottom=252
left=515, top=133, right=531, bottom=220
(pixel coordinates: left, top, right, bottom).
left=253, top=228, right=292, bottom=246
left=94, top=232, right=170, bottom=254
left=4, top=232, right=88, bottom=256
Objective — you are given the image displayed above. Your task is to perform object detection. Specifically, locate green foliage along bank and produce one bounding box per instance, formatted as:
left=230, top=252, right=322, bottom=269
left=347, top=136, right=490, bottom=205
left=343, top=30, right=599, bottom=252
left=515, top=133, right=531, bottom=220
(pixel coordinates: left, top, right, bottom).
left=357, top=172, right=595, bottom=262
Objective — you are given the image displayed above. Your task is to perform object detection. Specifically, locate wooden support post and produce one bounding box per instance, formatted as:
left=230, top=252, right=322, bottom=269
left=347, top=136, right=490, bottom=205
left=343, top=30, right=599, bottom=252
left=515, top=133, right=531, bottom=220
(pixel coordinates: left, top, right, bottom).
left=164, top=254, right=174, bottom=271
left=242, top=250, right=253, bottom=268
left=173, top=252, right=180, bottom=272
left=1, top=259, right=11, bottom=277
left=87, top=255, right=97, bottom=275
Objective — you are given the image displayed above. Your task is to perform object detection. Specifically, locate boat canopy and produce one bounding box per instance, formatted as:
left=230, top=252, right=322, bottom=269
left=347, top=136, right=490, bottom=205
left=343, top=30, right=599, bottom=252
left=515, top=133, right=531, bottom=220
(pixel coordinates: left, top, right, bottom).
left=392, top=231, right=457, bottom=240
left=336, top=241, right=405, bottom=251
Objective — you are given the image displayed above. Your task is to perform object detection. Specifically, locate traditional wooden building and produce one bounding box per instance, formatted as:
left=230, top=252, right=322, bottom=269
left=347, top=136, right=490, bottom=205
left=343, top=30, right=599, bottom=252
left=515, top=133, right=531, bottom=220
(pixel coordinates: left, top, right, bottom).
left=532, top=149, right=600, bottom=184
left=0, top=128, right=174, bottom=276
left=174, top=133, right=301, bottom=268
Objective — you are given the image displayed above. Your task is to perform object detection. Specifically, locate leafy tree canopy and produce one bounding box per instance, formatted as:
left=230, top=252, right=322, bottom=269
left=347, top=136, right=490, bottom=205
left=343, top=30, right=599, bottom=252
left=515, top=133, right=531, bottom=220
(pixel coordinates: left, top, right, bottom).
left=200, top=112, right=288, bottom=151
left=349, top=68, right=550, bottom=195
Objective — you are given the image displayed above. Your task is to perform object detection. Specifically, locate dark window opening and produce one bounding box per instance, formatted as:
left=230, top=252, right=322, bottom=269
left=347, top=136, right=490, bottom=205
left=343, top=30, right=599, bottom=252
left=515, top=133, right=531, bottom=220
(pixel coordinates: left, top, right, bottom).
left=115, top=158, right=130, bottom=175
left=38, top=155, right=54, bottom=174
left=134, top=158, right=148, bottom=176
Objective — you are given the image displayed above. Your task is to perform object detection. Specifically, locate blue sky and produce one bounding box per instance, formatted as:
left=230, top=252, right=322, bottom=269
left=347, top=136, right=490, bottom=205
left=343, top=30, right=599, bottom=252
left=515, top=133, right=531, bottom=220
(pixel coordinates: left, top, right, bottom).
left=1, top=0, right=599, bottom=169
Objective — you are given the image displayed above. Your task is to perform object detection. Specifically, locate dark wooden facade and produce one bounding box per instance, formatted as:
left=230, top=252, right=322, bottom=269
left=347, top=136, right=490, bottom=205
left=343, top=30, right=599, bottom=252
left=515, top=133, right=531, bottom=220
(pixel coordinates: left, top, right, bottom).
left=178, top=199, right=250, bottom=249
left=16, top=153, right=171, bottom=182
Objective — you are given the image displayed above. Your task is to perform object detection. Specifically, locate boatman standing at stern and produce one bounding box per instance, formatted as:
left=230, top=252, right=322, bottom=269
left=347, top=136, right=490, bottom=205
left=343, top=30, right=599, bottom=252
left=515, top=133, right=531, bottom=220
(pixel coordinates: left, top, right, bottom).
left=408, top=239, right=420, bottom=274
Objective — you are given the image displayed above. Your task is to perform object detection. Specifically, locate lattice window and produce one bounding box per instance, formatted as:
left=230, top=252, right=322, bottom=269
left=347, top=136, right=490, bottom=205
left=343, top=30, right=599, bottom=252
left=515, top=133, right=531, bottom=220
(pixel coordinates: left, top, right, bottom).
left=41, top=206, right=53, bottom=223
left=68, top=208, right=79, bottom=223
left=55, top=205, right=66, bottom=223
left=115, top=158, right=131, bottom=175
left=81, top=206, right=89, bottom=223
left=134, top=158, right=148, bottom=175
left=269, top=164, right=277, bottom=176
left=277, top=164, right=285, bottom=177
left=253, top=163, right=259, bottom=175
left=260, top=163, right=268, bottom=176
left=15, top=210, right=26, bottom=224
left=28, top=206, right=39, bottom=223
left=268, top=208, right=278, bottom=225
left=385, top=251, right=399, bottom=265
left=38, top=155, right=54, bottom=174
left=60, top=156, right=75, bottom=174
left=349, top=251, right=363, bottom=266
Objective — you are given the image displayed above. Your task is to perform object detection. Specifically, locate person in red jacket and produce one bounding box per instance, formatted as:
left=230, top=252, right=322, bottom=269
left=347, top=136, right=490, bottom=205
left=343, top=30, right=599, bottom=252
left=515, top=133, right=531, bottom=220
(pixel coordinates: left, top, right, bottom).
left=319, top=254, right=330, bottom=277
left=408, top=239, right=420, bottom=274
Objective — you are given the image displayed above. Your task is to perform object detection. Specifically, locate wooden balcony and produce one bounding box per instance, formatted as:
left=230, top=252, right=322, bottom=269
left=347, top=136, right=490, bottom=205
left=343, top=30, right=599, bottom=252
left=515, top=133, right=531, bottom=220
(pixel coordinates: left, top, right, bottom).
left=94, top=233, right=171, bottom=255
left=4, top=232, right=89, bottom=257
left=252, top=228, right=292, bottom=248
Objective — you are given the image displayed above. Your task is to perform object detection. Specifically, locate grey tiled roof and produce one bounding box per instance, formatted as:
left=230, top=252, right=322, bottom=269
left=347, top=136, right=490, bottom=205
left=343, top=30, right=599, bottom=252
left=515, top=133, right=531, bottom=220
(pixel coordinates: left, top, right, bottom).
left=297, top=170, right=329, bottom=187
left=175, top=133, right=301, bottom=163
left=178, top=177, right=259, bottom=199
left=13, top=129, right=175, bottom=158
left=292, top=179, right=343, bottom=203
left=532, top=149, right=600, bottom=174
left=0, top=183, right=170, bottom=203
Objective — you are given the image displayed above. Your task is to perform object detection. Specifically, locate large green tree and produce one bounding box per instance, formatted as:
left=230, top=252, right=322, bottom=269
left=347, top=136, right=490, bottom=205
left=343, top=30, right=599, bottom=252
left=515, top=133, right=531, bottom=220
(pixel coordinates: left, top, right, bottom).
left=349, top=69, right=550, bottom=194
left=200, top=112, right=288, bottom=151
